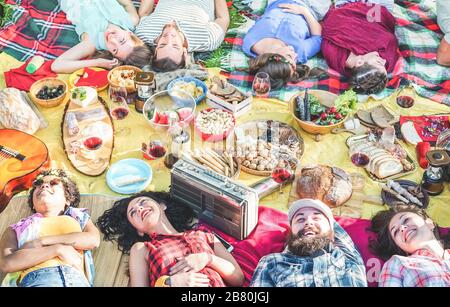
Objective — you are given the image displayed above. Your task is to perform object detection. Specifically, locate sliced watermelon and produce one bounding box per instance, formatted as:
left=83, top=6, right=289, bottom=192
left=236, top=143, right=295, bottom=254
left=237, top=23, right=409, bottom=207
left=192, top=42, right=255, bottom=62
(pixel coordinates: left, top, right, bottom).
left=153, top=111, right=161, bottom=124
left=158, top=113, right=169, bottom=125
left=176, top=107, right=193, bottom=122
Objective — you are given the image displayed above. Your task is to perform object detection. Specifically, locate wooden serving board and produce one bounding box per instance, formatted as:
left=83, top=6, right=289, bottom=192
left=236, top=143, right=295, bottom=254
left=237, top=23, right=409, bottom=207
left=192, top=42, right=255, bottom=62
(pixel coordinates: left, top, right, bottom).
left=62, top=97, right=114, bottom=176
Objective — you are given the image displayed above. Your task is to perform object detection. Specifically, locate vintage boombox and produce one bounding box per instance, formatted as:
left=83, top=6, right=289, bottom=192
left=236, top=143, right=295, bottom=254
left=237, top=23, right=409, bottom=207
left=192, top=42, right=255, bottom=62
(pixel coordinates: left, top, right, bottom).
left=170, top=158, right=259, bottom=240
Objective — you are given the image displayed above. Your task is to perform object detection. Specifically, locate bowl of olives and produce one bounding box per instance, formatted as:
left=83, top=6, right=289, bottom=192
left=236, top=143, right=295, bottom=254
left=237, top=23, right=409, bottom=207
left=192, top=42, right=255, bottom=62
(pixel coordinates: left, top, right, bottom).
left=29, top=78, right=68, bottom=108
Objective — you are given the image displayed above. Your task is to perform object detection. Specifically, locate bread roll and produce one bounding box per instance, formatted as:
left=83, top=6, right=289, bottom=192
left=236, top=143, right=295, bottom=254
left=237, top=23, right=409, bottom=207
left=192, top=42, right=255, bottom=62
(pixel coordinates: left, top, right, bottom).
left=0, top=88, right=40, bottom=134
left=296, top=165, right=353, bottom=208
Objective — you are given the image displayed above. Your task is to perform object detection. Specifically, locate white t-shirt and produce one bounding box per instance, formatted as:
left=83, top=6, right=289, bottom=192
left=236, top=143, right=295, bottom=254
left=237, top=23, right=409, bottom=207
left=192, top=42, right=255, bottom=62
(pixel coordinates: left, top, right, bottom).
left=135, top=0, right=225, bottom=52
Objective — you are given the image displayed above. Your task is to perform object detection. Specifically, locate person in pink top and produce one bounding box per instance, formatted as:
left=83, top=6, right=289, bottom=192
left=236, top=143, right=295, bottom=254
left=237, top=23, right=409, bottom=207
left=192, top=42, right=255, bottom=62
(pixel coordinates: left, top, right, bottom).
left=321, top=1, right=400, bottom=95
left=369, top=205, right=450, bottom=287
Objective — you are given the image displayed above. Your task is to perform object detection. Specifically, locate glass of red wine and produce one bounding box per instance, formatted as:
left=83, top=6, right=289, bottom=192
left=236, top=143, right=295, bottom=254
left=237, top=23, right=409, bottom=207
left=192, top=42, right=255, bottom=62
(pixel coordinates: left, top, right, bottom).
left=109, top=85, right=128, bottom=104
left=351, top=152, right=370, bottom=167
left=252, top=72, right=271, bottom=98
left=395, top=84, right=416, bottom=108
left=110, top=96, right=130, bottom=121
left=142, top=137, right=167, bottom=160
left=81, top=126, right=104, bottom=152
left=271, top=159, right=294, bottom=194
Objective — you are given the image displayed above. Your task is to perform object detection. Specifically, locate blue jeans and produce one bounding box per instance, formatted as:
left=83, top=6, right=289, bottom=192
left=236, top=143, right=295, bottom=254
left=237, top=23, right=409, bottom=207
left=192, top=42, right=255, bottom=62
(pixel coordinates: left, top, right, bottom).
left=19, top=266, right=90, bottom=287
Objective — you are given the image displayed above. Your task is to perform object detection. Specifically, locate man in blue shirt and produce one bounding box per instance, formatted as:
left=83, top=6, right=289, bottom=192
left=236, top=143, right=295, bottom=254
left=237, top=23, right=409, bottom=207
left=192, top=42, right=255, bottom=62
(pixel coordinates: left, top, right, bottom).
left=243, top=0, right=331, bottom=89
left=250, top=199, right=367, bottom=287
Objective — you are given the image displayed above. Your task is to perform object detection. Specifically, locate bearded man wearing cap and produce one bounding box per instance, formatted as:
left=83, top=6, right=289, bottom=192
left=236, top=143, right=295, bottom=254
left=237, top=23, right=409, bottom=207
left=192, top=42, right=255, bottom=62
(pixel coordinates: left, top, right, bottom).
left=250, top=199, right=367, bottom=287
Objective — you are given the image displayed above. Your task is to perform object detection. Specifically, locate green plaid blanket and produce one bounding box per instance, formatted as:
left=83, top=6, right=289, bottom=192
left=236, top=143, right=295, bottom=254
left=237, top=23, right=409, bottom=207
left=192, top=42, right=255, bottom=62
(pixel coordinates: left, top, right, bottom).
left=219, top=0, right=450, bottom=105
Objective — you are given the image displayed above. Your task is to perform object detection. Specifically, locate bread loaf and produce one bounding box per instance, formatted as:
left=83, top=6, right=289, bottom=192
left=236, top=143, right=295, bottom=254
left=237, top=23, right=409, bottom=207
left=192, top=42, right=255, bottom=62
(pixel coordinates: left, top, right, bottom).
left=0, top=88, right=40, bottom=134
left=296, top=165, right=353, bottom=208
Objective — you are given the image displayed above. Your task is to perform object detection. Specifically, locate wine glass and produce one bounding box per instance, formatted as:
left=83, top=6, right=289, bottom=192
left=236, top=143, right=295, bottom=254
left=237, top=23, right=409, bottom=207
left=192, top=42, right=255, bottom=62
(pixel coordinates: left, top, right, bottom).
left=395, top=81, right=416, bottom=109
left=142, top=135, right=167, bottom=161
left=351, top=152, right=370, bottom=167
left=252, top=72, right=271, bottom=98
left=110, top=96, right=130, bottom=121
left=271, top=159, right=294, bottom=194
left=81, top=125, right=104, bottom=152
left=109, top=85, right=128, bottom=104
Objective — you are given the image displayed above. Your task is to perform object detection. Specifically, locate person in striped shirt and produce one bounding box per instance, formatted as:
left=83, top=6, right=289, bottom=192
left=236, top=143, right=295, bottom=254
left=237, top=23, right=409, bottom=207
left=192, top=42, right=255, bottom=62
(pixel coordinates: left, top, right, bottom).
left=135, top=0, right=229, bottom=72
left=369, top=205, right=450, bottom=287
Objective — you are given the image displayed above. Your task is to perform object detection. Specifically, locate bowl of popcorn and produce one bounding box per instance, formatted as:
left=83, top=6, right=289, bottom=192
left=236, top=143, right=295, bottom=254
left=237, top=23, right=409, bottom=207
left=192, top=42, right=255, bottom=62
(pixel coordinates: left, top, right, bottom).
left=167, top=77, right=207, bottom=105
left=107, top=65, right=142, bottom=93
left=194, top=108, right=236, bottom=142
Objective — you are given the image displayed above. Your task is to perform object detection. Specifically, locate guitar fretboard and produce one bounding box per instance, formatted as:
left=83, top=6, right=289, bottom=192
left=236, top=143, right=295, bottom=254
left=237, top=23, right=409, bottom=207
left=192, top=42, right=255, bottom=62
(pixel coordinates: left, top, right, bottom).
left=0, top=145, right=26, bottom=161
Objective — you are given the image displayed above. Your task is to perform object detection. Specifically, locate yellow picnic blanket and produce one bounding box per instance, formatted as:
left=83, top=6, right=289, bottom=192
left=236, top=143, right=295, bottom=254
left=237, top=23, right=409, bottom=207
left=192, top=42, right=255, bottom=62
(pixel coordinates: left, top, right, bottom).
left=1, top=53, right=449, bottom=226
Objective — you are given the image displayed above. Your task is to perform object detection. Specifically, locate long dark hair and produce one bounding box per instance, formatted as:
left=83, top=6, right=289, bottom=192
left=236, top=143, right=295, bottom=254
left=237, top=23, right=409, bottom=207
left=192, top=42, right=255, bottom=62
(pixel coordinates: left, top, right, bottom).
left=96, top=191, right=195, bottom=254
left=352, top=63, right=387, bottom=95
left=248, top=53, right=310, bottom=90
left=368, top=205, right=448, bottom=261
left=28, top=169, right=80, bottom=211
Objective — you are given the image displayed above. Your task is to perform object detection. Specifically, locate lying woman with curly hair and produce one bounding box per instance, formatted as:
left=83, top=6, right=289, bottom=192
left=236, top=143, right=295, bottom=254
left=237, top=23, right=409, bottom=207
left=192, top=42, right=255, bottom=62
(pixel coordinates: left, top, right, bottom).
left=0, top=169, right=100, bottom=287
left=97, top=191, right=244, bottom=287
left=369, top=205, right=449, bottom=287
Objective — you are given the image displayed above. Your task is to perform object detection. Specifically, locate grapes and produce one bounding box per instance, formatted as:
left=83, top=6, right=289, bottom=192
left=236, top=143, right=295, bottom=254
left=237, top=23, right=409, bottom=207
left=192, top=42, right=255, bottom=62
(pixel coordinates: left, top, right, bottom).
left=36, top=85, right=65, bottom=100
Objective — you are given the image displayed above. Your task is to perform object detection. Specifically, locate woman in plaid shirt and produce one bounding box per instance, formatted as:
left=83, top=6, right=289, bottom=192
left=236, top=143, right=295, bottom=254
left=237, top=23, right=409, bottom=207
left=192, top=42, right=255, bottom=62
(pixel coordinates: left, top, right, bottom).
left=97, top=191, right=244, bottom=287
left=370, top=205, right=450, bottom=287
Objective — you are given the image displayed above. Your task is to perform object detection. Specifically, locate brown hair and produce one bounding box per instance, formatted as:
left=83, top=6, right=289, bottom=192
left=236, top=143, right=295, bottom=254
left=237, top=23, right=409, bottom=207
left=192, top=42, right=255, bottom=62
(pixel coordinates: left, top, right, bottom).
left=368, top=205, right=448, bottom=261
left=352, top=63, right=387, bottom=95
left=92, top=35, right=152, bottom=69
left=248, top=53, right=310, bottom=90
left=151, top=53, right=187, bottom=72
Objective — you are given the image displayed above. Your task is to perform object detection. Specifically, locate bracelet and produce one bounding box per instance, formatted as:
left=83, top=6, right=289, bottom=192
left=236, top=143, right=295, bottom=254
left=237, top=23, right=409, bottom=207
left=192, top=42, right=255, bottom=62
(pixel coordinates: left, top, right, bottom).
left=154, top=275, right=171, bottom=287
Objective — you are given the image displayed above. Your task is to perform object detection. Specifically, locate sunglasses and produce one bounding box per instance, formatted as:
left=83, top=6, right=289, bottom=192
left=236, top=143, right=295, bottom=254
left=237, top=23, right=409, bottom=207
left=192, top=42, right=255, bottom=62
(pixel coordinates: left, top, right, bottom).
left=32, top=177, right=62, bottom=188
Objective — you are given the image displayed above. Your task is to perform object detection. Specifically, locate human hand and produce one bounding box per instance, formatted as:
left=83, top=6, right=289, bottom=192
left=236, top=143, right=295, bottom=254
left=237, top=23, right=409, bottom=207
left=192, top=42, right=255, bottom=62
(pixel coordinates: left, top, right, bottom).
left=21, top=239, right=43, bottom=249
left=278, top=4, right=308, bottom=15
left=169, top=253, right=212, bottom=275
left=56, top=245, right=83, bottom=272
left=95, top=58, right=120, bottom=70
left=169, top=272, right=210, bottom=287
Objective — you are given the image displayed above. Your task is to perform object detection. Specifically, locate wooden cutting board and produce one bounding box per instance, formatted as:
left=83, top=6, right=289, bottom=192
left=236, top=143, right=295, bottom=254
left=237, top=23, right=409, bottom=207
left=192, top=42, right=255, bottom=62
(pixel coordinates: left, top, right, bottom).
left=288, top=165, right=383, bottom=218
left=62, top=97, right=114, bottom=176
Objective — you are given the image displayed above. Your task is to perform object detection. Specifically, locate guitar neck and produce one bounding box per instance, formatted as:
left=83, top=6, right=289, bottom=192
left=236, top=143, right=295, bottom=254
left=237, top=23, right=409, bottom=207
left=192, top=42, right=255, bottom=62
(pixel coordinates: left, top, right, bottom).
left=0, top=145, right=26, bottom=161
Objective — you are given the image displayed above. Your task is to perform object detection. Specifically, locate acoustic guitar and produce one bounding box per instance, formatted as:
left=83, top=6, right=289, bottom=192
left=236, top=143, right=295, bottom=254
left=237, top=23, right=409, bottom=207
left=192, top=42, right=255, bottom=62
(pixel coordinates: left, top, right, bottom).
left=0, top=129, right=50, bottom=214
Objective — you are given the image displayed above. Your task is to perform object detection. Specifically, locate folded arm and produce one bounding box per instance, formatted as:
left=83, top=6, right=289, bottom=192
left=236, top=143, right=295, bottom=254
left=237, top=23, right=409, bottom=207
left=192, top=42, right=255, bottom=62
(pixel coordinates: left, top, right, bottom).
left=29, top=219, right=100, bottom=251
left=214, top=0, right=230, bottom=34
left=116, top=0, right=140, bottom=26
left=51, top=40, right=118, bottom=73
left=139, top=0, right=155, bottom=17
left=0, top=228, right=67, bottom=273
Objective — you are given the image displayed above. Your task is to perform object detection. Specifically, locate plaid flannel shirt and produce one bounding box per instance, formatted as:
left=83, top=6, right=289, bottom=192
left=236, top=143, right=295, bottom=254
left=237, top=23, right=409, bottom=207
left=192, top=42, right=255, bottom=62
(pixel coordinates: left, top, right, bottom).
left=145, top=230, right=225, bottom=287
left=250, top=222, right=367, bottom=287
left=379, top=249, right=450, bottom=287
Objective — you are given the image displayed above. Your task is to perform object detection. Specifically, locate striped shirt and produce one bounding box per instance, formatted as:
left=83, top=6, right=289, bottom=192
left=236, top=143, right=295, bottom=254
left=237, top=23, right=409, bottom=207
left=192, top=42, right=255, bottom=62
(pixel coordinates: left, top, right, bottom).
left=135, top=0, right=225, bottom=52
left=379, top=249, right=450, bottom=287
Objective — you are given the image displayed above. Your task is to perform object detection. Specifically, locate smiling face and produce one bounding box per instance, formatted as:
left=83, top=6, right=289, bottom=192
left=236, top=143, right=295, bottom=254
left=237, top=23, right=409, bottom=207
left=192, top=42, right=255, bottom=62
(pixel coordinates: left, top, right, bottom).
left=291, top=207, right=332, bottom=239
left=32, top=176, right=68, bottom=216
left=389, top=212, right=436, bottom=255
left=127, top=196, right=166, bottom=236
left=104, top=27, right=138, bottom=60
left=154, top=22, right=188, bottom=65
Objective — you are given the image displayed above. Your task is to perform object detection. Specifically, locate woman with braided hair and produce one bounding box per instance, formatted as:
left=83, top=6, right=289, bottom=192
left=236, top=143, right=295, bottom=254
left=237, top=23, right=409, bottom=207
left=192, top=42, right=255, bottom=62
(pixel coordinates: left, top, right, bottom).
left=243, top=0, right=331, bottom=90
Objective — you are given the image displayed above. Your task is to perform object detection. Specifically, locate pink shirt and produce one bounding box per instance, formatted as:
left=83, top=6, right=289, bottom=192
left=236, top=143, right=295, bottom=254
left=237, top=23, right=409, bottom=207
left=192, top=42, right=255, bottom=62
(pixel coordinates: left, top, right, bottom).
left=379, top=249, right=450, bottom=287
